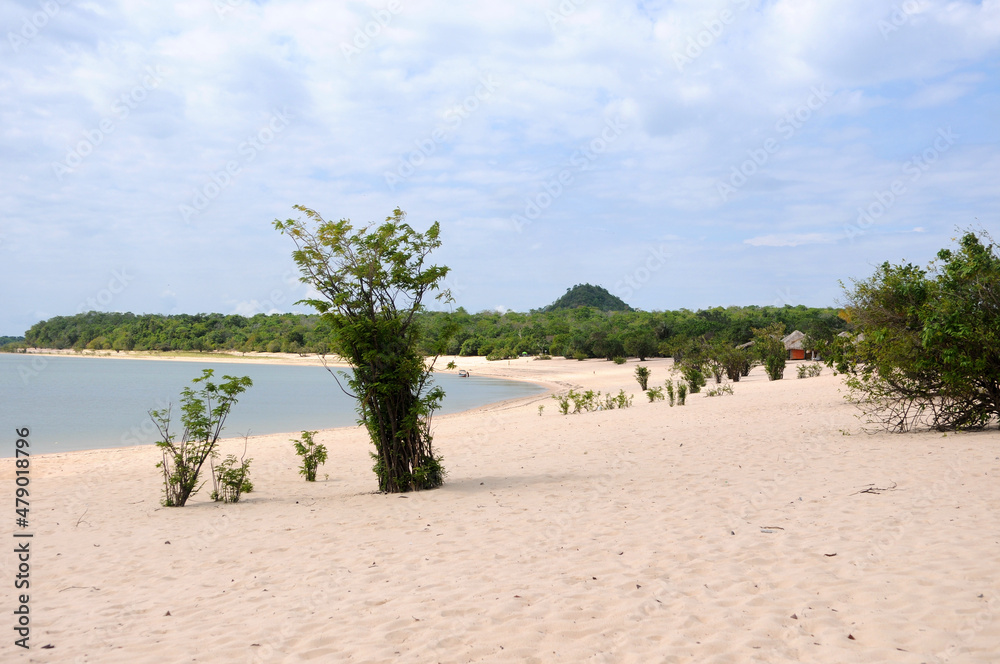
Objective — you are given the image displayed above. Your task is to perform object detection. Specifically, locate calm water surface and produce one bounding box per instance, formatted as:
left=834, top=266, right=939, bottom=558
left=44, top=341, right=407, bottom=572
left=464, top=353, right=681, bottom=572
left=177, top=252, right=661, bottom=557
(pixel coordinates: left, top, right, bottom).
left=0, top=354, right=544, bottom=456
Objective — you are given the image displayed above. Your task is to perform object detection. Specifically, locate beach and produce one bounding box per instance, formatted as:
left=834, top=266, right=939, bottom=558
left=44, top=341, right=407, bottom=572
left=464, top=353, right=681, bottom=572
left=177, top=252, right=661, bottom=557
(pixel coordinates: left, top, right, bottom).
left=2, top=355, right=998, bottom=662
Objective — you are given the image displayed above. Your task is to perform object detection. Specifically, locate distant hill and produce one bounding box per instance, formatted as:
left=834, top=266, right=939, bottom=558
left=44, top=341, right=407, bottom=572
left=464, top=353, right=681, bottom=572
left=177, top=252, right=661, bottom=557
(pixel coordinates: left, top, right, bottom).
left=545, top=284, right=632, bottom=312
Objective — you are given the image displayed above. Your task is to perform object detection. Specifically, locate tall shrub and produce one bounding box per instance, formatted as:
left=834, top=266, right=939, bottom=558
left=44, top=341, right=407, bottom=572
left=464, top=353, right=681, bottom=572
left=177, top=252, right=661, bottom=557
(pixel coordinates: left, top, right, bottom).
left=829, top=231, right=1000, bottom=431
left=275, top=207, right=454, bottom=492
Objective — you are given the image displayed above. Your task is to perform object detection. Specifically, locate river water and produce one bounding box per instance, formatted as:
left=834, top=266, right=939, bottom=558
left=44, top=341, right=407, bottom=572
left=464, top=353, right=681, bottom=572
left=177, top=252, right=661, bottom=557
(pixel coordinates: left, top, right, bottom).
left=0, top=354, right=543, bottom=456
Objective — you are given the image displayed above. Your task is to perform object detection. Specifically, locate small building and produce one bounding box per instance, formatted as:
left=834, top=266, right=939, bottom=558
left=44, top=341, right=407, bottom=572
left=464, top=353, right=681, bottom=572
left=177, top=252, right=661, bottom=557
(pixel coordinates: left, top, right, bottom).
left=782, top=330, right=816, bottom=360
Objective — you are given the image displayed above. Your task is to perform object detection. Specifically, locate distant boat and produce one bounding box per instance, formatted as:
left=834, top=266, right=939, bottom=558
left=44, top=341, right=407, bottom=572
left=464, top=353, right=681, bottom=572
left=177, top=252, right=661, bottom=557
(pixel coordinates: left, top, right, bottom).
left=458, top=369, right=470, bottom=377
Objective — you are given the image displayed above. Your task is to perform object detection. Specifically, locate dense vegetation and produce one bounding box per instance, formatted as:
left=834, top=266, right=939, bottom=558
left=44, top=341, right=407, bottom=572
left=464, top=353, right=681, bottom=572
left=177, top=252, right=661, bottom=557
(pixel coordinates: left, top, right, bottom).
left=543, top=284, right=631, bottom=312
left=0, top=335, right=24, bottom=348
left=14, top=303, right=849, bottom=361
left=827, top=231, right=1000, bottom=431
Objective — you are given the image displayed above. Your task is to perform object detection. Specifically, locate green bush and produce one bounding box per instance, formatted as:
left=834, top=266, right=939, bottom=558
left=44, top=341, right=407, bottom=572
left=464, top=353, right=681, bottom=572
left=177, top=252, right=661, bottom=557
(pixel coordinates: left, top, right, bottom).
left=292, top=430, right=328, bottom=482
left=677, top=381, right=688, bottom=405
left=487, top=348, right=515, bottom=361
left=612, top=356, right=626, bottom=365
left=828, top=231, right=1000, bottom=431
left=150, top=369, right=253, bottom=507
left=720, top=346, right=754, bottom=382
left=753, top=323, right=787, bottom=381
left=614, top=390, right=633, bottom=408
left=705, top=384, right=734, bottom=397
left=681, top=366, right=706, bottom=393
left=796, top=363, right=822, bottom=379
left=211, top=453, right=253, bottom=503
left=665, top=379, right=675, bottom=407
left=573, top=389, right=600, bottom=413
left=634, top=365, right=651, bottom=391
left=646, top=386, right=664, bottom=402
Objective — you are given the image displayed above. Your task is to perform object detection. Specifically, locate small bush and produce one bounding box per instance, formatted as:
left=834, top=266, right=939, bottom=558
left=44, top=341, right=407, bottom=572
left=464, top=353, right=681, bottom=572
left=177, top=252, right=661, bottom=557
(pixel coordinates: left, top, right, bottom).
left=678, top=382, right=688, bottom=405
left=706, top=358, right=725, bottom=384
left=536, top=354, right=552, bottom=360
left=150, top=369, right=253, bottom=507
left=634, top=365, right=651, bottom=391
left=554, top=389, right=623, bottom=413
left=705, top=384, right=734, bottom=397
left=681, top=366, right=706, bottom=393
left=796, top=363, right=824, bottom=379
left=612, top=389, right=633, bottom=409
left=211, top=453, right=253, bottom=503
left=665, top=379, right=675, bottom=407
left=292, top=430, right=328, bottom=482
left=722, top=347, right=754, bottom=382
left=537, top=404, right=545, bottom=416
left=572, top=389, right=600, bottom=413
left=573, top=352, right=588, bottom=361
left=646, top=386, right=665, bottom=402
left=612, top=356, right=626, bottom=365
left=753, top=324, right=787, bottom=381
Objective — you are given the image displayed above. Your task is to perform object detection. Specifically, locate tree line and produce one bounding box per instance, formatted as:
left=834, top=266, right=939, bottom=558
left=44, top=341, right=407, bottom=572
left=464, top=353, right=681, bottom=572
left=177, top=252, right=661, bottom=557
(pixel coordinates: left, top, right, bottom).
left=6, top=304, right=849, bottom=360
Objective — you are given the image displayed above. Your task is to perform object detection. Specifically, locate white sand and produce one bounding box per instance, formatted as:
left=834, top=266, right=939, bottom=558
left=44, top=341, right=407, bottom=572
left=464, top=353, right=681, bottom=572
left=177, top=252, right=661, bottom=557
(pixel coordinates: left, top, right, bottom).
left=2, top=356, right=998, bottom=662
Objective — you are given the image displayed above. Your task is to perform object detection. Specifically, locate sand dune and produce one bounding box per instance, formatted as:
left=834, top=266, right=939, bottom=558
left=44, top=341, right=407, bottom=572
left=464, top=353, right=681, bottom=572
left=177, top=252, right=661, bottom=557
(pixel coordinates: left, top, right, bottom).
left=2, top=356, right=998, bottom=662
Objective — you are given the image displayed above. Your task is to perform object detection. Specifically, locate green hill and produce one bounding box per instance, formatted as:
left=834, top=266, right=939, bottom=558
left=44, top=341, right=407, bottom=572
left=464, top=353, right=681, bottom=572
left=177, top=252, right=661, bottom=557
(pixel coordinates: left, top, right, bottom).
left=545, top=284, right=632, bottom=312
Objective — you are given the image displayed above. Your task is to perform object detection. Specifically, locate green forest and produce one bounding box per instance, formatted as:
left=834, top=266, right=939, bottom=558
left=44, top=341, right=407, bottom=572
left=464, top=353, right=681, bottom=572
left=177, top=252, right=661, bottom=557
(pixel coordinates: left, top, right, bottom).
left=4, top=289, right=848, bottom=361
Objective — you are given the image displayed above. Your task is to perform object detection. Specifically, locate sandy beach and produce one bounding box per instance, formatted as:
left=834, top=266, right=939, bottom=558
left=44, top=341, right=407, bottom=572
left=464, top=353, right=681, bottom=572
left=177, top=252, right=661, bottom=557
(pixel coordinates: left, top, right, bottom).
left=2, top=355, right=998, bottom=663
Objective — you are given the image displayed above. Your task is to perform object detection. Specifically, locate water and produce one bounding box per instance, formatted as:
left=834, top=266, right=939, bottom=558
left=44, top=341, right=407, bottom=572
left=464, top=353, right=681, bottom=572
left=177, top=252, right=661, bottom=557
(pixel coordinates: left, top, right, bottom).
left=0, top=354, right=544, bottom=457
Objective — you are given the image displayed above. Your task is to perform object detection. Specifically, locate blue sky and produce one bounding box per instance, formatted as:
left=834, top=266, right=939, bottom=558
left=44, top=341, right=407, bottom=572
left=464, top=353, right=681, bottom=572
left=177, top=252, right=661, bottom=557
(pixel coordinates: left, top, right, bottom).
left=1, top=0, right=998, bottom=335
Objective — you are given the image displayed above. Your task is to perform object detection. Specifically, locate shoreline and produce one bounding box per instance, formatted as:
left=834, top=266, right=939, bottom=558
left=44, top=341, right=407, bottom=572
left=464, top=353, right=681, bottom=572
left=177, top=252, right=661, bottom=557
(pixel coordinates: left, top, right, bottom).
left=12, top=347, right=347, bottom=367
left=5, top=351, right=559, bottom=461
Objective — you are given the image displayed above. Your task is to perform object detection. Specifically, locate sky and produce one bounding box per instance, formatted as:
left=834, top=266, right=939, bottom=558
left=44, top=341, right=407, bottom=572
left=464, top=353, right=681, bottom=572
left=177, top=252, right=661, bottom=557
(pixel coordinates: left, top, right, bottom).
left=2, top=0, right=999, bottom=335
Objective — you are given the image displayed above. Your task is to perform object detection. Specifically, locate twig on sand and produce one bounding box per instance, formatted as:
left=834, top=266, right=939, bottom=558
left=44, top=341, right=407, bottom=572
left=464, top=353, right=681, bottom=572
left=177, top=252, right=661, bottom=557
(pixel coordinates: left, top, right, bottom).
left=852, top=482, right=898, bottom=495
